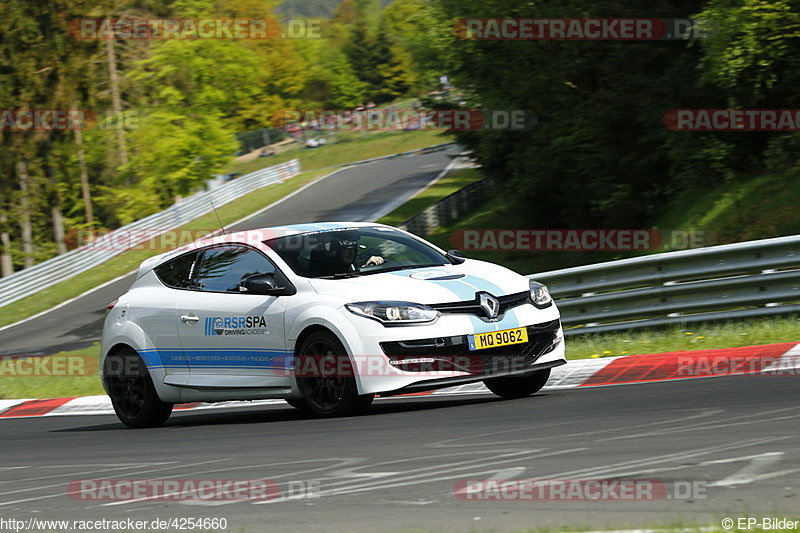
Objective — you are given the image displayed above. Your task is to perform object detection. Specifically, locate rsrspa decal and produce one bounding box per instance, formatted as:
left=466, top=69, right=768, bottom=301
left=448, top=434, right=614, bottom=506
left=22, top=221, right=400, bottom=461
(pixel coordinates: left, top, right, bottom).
left=204, top=316, right=268, bottom=336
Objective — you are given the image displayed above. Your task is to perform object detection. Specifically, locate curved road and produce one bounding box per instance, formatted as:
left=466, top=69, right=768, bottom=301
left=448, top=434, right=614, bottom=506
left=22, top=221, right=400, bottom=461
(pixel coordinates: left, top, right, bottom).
left=1, top=376, right=798, bottom=531
left=0, top=145, right=459, bottom=357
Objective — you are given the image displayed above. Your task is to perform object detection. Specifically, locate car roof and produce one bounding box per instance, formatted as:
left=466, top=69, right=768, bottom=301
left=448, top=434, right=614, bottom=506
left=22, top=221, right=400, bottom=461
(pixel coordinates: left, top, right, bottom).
left=136, top=222, right=388, bottom=277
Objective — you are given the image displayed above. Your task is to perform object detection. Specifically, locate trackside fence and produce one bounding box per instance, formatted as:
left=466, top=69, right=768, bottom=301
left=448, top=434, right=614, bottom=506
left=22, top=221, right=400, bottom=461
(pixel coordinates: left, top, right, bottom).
left=0, top=160, right=300, bottom=309
left=403, top=178, right=497, bottom=236
left=527, top=235, right=800, bottom=335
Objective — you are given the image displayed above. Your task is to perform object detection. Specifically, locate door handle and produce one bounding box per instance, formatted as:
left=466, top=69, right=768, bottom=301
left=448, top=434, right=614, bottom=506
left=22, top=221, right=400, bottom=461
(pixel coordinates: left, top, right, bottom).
left=180, top=315, right=200, bottom=323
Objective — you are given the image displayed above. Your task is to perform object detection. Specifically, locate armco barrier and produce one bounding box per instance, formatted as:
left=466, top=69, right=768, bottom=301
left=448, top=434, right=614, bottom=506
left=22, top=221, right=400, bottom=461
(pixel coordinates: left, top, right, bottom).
left=527, top=235, right=800, bottom=334
left=395, top=167, right=798, bottom=333
left=0, top=160, right=300, bottom=308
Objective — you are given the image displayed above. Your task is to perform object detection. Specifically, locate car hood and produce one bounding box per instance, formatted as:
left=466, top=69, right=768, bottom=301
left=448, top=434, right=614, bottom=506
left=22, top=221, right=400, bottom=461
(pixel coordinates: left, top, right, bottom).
left=308, top=259, right=530, bottom=304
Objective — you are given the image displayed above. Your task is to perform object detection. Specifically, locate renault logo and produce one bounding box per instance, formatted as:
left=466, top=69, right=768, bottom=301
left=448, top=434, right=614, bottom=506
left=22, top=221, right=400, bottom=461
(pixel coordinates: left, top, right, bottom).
left=478, top=293, right=500, bottom=319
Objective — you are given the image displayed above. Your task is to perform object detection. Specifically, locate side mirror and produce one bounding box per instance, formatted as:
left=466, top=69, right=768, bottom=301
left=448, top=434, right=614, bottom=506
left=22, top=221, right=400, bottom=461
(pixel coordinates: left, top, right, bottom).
left=241, top=274, right=293, bottom=296
left=447, top=249, right=466, bottom=264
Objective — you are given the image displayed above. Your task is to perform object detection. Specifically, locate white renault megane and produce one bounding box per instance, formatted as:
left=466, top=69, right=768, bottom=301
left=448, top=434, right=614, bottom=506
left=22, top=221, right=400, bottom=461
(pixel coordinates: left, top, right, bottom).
left=101, top=222, right=565, bottom=427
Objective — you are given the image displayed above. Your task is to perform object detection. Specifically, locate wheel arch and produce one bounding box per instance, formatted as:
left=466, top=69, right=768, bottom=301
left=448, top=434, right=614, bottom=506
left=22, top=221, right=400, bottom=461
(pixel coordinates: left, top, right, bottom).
left=100, top=341, right=179, bottom=403
left=293, top=324, right=339, bottom=357
left=290, top=319, right=369, bottom=395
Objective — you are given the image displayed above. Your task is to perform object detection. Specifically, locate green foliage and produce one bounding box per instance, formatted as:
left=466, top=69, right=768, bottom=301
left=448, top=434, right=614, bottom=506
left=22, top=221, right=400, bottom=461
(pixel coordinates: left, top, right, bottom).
left=102, top=110, right=238, bottom=223
left=381, top=0, right=449, bottom=90
left=341, top=0, right=420, bottom=103
left=295, top=38, right=367, bottom=108
left=698, top=0, right=800, bottom=97
left=129, top=40, right=264, bottom=116
left=12, top=0, right=799, bottom=282
left=432, top=0, right=800, bottom=233
left=0, top=0, right=448, bottom=276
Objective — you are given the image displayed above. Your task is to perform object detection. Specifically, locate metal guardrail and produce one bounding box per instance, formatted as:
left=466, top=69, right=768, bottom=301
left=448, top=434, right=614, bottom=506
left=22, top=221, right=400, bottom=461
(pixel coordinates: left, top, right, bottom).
left=527, top=235, right=800, bottom=335
left=394, top=167, right=799, bottom=334
left=0, top=160, right=300, bottom=309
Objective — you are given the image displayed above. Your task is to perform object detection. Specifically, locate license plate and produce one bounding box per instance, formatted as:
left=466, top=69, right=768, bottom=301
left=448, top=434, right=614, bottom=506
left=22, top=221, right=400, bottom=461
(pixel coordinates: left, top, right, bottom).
left=468, top=327, right=528, bottom=351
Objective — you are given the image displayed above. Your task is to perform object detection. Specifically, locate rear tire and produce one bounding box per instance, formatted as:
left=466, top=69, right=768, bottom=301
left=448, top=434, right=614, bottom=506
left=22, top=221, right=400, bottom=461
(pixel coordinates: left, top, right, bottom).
left=103, top=349, right=173, bottom=428
left=295, top=331, right=374, bottom=417
left=483, top=369, right=551, bottom=400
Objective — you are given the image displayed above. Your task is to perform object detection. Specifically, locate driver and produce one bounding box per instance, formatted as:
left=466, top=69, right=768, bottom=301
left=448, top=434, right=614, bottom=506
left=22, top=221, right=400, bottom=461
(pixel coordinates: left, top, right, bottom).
left=337, top=238, right=384, bottom=272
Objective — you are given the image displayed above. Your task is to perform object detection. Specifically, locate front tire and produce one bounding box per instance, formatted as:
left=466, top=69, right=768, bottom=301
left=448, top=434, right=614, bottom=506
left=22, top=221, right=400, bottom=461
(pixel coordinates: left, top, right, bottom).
left=483, top=369, right=551, bottom=400
left=295, top=331, right=374, bottom=417
left=285, top=398, right=309, bottom=410
left=103, top=349, right=173, bottom=428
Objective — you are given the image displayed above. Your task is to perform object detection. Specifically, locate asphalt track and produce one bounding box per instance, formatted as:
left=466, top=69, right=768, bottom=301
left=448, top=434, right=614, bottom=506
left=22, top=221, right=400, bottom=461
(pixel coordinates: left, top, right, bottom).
left=0, top=145, right=459, bottom=357
left=1, top=376, right=798, bottom=532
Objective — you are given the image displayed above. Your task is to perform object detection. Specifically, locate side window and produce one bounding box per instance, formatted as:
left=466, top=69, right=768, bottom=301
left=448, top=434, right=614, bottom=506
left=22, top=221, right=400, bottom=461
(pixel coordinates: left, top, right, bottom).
left=195, top=245, right=277, bottom=293
left=154, top=251, right=198, bottom=289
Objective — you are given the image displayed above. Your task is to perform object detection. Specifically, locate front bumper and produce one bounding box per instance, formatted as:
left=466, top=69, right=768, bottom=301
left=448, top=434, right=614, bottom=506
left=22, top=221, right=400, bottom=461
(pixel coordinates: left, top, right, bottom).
left=340, top=301, right=567, bottom=395
left=381, top=319, right=561, bottom=373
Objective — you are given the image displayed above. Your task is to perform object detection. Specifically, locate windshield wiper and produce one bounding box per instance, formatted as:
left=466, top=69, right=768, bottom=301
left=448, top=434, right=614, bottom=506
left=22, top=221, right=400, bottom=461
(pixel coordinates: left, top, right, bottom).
left=356, top=263, right=448, bottom=276
left=315, top=264, right=448, bottom=279
left=316, top=271, right=365, bottom=279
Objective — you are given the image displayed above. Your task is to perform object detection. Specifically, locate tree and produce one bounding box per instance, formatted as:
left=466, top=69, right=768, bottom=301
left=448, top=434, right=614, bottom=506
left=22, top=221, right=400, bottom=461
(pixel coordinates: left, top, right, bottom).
left=432, top=0, right=718, bottom=232
left=381, top=0, right=445, bottom=90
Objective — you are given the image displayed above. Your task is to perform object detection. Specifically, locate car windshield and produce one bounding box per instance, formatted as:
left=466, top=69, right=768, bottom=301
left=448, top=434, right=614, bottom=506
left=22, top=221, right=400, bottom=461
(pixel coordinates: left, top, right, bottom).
left=264, top=226, right=450, bottom=279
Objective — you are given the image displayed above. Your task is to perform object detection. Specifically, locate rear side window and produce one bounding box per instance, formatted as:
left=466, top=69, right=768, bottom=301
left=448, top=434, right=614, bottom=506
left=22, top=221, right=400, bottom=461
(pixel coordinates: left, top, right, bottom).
left=195, top=245, right=277, bottom=293
left=154, top=251, right=199, bottom=289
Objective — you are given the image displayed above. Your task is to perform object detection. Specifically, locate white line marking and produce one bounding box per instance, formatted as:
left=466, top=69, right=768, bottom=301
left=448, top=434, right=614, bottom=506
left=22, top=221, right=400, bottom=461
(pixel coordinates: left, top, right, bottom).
left=597, top=406, right=800, bottom=441
left=257, top=448, right=585, bottom=503
left=452, top=466, right=526, bottom=497
left=365, top=155, right=464, bottom=222
left=312, top=449, right=584, bottom=501
left=0, top=459, right=229, bottom=507
left=0, top=463, right=176, bottom=486
left=99, top=458, right=360, bottom=507
left=705, top=452, right=800, bottom=487
left=547, top=437, right=792, bottom=481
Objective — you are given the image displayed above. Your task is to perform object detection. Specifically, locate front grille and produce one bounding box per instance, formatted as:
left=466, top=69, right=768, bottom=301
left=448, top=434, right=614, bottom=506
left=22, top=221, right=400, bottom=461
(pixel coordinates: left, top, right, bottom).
left=380, top=319, right=560, bottom=375
left=431, top=291, right=530, bottom=320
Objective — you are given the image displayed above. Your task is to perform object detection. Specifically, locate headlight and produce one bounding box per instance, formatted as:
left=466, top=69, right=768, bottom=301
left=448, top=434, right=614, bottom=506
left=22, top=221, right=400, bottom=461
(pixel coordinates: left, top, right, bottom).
left=345, top=301, right=438, bottom=326
left=529, top=280, right=553, bottom=309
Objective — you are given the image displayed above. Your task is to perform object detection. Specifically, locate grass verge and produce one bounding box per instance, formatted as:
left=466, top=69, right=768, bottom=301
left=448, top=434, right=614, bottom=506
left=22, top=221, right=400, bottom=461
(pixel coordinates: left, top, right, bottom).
left=654, top=171, right=800, bottom=244
left=1, top=344, right=103, bottom=399
left=424, top=170, right=800, bottom=276
left=227, top=129, right=447, bottom=176
left=4, top=316, right=797, bottom=400
left=565, top=315, right=800, bottom=359
left=376, top=168, right=483, bottom=227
